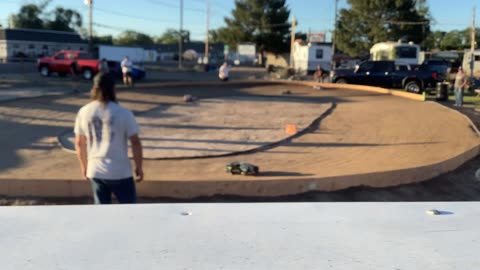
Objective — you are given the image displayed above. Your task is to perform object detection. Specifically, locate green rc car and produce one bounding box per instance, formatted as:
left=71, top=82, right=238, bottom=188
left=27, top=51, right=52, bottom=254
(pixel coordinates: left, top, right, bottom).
left=226, top=162, right=259, bottom=175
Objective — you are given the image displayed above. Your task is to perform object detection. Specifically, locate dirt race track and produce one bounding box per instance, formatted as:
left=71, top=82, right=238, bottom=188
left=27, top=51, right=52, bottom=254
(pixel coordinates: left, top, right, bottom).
left=1, top=79, right=480, bottom=202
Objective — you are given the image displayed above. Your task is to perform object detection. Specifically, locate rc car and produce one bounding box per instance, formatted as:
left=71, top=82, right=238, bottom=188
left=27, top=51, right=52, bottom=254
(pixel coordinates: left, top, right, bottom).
left=226, top=162, right=259, bottom=175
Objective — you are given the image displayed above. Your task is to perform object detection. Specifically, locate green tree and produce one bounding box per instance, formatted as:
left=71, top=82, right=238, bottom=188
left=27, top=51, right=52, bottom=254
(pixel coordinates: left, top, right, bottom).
left=440, top=30, right=464, bottom=50
left=336, top=0, right=430, bottom=57
left=216, top=0, right=291, bottom=54
left=44, top=7, right=82, bottom=32
left=9, top=4, right=45, bottom=29
left=94, top=35, right=114, bottom=45
left=155, top=28, right=190, bottom=44
left=114, top=31, right=154, bottom=46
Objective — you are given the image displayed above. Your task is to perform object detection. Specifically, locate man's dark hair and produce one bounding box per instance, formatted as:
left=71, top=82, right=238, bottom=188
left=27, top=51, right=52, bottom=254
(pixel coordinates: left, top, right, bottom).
left=91, top=73, right=117, bottom=103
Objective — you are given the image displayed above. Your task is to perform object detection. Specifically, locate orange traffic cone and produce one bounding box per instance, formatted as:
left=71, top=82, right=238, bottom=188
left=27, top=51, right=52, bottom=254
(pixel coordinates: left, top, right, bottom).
left=285, top=124, right=298, bottom=135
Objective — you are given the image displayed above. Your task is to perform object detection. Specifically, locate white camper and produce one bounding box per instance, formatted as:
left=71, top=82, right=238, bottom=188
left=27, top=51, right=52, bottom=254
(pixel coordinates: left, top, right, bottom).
left=370, top=41, right=420, bottom=65
left=292, top=41, right=332, bottom=75
left=462, top=50, right=480, bottom=78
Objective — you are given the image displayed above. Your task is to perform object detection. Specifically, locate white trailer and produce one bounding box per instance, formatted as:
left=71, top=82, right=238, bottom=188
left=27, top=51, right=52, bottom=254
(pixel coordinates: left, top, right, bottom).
left=462, top=50, right=480, bottom=78
left=292, top=42, right=332, bottom=75
left=370, top=41, right=421, bottom=65
left=98, top=45, right=145, bottom=62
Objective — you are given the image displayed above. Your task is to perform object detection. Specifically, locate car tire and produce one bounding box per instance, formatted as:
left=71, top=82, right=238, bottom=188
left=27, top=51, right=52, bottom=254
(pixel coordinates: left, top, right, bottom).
left=335, top=78, right=347, bottom=84
left=405, top=80, right=422, bottom=93
left=82, top=68, right=94, bottom=80
left=40, top=66, right=50, bottom=77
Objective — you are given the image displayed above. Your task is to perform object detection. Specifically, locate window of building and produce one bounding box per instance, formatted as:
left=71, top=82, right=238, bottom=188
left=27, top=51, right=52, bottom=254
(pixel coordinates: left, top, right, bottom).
left=316, top=49, right=323, bottom=59
left=43, top=45, right=49, bottom=50
left=13, top=44, right=20, bottom=49
left=29, top=44, right=35, bottom=49
left=474, top=55, right=480, bottom=61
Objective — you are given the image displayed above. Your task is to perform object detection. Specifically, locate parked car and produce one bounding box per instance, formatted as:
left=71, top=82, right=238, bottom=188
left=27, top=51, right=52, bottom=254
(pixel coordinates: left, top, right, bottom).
left=330, top=60, right=439, bottom=93
left=37, top=50, right=116, bottom=80
left=110, top=62, right=146, bottom=80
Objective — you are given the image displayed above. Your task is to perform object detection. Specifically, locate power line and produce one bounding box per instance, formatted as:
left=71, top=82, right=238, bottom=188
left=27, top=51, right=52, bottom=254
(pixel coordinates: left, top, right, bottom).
left=94, top=7, right=175, bottom=23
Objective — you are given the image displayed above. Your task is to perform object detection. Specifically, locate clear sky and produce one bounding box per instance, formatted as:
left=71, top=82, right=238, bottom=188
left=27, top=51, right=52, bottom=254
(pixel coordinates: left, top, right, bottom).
left=0, top=0, right=478, bottom=41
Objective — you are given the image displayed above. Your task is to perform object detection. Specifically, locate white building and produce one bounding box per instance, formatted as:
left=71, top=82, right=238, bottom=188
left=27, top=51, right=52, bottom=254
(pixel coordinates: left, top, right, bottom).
left=292, top=41, right=333, bottom=75
left=0, top=28, right=87, bottom=62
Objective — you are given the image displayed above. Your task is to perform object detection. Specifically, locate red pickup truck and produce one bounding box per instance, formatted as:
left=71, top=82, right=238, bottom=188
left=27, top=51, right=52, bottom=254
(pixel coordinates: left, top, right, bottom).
left=37, top=50, right=103, bottom=80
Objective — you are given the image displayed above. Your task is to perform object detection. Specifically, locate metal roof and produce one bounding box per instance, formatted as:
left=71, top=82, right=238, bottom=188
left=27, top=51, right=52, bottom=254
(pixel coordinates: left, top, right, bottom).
left=0, top=28, right=87, bottom=44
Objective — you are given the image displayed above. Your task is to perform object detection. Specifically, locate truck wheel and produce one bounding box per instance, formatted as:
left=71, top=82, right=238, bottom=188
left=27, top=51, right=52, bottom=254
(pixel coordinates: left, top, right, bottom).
left=82, top=68, right=93, bottom=80
left=40, top=66, right=50, bottom=77
left=405, top=80, right=422, bottom=93
left=335, top=78, right=347, bottom=84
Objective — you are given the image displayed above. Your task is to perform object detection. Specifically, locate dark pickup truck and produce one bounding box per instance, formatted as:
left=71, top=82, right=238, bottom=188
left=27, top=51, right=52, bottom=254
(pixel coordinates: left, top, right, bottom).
left=330, top=60, right=439, bottom=93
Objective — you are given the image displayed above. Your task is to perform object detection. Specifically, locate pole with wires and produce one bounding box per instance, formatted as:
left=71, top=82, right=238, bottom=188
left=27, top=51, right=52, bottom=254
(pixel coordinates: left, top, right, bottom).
left=179, top=0, right=183, bottom=70
left=85, top=0, right=93, bottom=54
left=205, top=0, right=210, bottom=64
left=331, top=0, right=338, bottom=70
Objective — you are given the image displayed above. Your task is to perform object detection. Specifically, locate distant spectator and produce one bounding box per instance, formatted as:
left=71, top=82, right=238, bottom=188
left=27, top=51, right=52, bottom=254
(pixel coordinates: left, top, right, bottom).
left=454, top=66, right=468, bottom=107
left=70, top=59, right=80, bottom=92
left=313, top=65, right=327, bottom=82
left=121, top=56, right=134, bottom=87
left=98, top=58, right=109, bottom=73
left=219, top=62, right=230, bottom=82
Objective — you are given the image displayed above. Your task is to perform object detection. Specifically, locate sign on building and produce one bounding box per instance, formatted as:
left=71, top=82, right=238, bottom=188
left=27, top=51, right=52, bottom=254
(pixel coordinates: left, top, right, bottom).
left=308, top=33, right=325, bottom=43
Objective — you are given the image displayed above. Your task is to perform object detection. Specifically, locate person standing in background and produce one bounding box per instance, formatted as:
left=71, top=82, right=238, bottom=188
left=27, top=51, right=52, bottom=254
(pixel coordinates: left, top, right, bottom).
left=121, top=56, right=134, bottom=87
left=454, top=67, right=468, bottom=107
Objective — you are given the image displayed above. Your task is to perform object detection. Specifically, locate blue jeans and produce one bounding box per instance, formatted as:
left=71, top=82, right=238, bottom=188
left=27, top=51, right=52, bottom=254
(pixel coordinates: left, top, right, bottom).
left=454, top=87, right=463, bottom=106
left=90, top=177, right=137, bottom=204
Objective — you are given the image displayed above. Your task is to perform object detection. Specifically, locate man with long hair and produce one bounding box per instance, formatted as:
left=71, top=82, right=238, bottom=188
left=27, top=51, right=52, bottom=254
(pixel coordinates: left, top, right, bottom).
left=74, top=73, right=144, bottom=204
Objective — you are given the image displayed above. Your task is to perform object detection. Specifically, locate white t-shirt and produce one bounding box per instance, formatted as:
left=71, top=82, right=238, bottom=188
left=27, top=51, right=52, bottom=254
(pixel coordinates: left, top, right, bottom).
left=219, top=65, right=230, bottom=79
left=74, top=101, right=139, bottom=180
left=121, top=59, right=133, bottom=74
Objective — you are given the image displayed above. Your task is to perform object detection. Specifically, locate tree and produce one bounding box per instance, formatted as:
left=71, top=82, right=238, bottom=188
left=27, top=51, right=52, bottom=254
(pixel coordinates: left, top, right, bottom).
left=114, top=31, right=154, bottom=46
left=44, top=7, right=82, bottom=32
left=155, top=28, right=190, bottom=44
left=336, top=0, right=431, bottom=57
left=9, top=1, right=83, bottom=33
left=9, top=4, right=45, bottom=29
left=216, top=0, right=291, bottom=54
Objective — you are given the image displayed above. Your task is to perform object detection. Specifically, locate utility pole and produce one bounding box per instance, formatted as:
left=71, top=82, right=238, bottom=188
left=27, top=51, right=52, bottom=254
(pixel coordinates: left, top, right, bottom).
left=179, top=0, right=184, bottom=70
left=290, top=16, right=296, bottom=68
left=331, top=0, right=338, bottom=70
left=471, top=6, right=476, bottom=78
left=205, top=0, right=210, bottom=64
left=85, top=0, right=93, bottom=54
